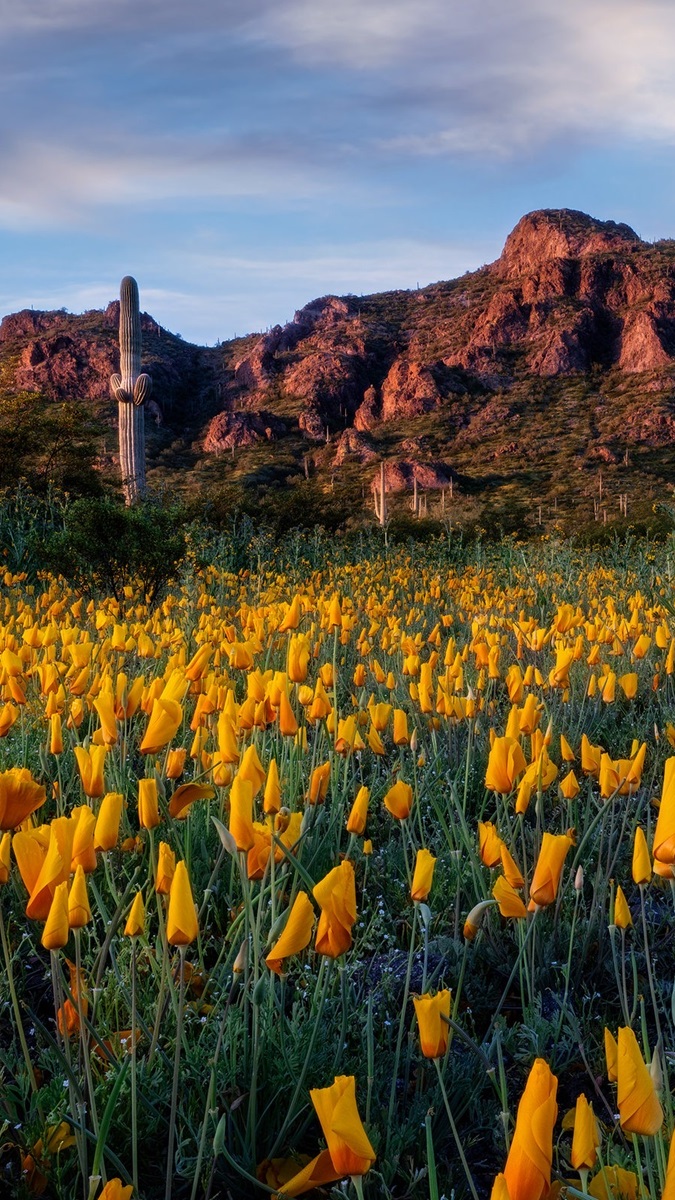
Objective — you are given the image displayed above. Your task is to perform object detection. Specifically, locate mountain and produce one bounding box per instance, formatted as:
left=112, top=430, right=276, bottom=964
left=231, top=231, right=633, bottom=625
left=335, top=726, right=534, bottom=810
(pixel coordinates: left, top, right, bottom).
left=4, top=208, right=675, bottom=534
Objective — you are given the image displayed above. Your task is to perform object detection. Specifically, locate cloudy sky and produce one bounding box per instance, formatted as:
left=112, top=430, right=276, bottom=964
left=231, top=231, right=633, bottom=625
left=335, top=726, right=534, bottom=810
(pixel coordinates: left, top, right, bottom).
left=2, top=0, right=675, bottom=343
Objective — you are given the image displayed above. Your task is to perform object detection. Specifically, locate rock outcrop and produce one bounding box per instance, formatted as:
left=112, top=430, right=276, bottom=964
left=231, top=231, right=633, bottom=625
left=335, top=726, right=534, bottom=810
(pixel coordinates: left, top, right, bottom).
left=203, top=410, right=285, bottom=453
left=370, top=460, right=453, bottom=494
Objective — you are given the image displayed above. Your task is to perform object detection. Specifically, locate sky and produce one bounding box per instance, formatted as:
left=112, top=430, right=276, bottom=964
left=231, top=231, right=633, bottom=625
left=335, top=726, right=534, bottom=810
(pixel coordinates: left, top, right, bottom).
left=2, top=0, right=675, bottom=344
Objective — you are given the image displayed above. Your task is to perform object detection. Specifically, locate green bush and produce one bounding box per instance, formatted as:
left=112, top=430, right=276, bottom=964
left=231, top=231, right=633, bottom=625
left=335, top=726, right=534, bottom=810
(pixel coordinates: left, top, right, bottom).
left=41, top=496, right=187, bottom=604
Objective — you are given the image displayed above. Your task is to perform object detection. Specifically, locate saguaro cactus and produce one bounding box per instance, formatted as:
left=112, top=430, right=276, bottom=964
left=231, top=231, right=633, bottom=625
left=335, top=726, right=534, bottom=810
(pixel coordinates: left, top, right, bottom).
left=110, top=276, right=152, bottom=505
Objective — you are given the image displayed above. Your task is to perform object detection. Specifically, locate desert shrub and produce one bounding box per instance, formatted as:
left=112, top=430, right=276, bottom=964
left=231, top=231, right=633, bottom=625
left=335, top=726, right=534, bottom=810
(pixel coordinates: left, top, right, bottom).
left=41, top=495, right=187, bottom=603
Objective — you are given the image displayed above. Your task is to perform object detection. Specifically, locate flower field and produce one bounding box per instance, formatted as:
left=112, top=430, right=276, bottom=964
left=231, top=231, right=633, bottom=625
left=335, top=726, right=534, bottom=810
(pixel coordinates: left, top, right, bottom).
left=2, top=534, right=675, bottom=1199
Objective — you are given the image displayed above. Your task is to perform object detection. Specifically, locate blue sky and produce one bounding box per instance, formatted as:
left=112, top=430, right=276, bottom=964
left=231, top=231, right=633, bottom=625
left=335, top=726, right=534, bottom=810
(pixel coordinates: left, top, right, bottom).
left=2, top=0, right=675, bottom=344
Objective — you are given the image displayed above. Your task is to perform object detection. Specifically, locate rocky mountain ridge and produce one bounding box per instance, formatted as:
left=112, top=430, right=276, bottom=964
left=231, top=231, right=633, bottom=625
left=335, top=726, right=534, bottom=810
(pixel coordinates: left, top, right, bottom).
left=4, top=208, right=675, bottom=531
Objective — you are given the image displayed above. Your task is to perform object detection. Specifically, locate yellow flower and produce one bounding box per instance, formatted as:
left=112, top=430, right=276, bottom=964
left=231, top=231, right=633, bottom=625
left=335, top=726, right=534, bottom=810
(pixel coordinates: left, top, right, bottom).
left=413, top=990, right=451, bottom=1058
left=309, top=1075, right=375, bottom=1177
left=346, top=786, right=369, bottom=835
left=613, top=885, right=632, bottom=929
left=42, top=880, right=70, bottom=951
left=528, top=832, right=573, bottom=909
left=616, top=1027, right=663, bottom=1135
left=67, top=865, right=91, bottom=928
left=503, top=1058, right=558, bottom=1200
left=492, top=875, right=527, bottom=919
left=73, top=745, right=107, bottom=798
left=485, top=737, right=527, bottom=794
left=140, top=697, right=183, bottom=755
left=632, top=827, right=651, bottom=884
left=138, top=777, right=160, bottom=830
left=479, top=820, right=503, bottom=868
left=383, top=780, right=413, bottom=820
left=94, top=792, right=123, bottom=852
left=410, top=848, right=436, bottom=901
left=313, top=860, right=356, bottom=958
left=124, top=891, right=145, bottom=938
left=168, top=782, right=215, bottom=820
left=155, top=842, right=176, bottom=894
left=653, top=757, right=675, bottom=865
left=166, top=860, right=199, bottom=946
left=229, top=772, right=255, bottom=851
left=0, top=767, right=45, bottom=829
left=265, top=892, right=315, bottom=975
left=571, top=1093, right=600, bottom=1170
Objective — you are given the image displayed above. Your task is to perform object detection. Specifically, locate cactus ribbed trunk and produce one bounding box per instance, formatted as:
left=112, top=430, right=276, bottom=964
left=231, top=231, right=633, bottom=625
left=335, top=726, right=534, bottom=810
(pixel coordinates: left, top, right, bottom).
left=110, top=276, right=152, bottom=506
left=119, top=402, right=146, bottom=506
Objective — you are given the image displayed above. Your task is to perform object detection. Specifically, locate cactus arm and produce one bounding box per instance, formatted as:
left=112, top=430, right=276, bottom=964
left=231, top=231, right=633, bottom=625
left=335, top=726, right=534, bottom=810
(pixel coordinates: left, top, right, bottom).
left=110, top=373, right=132, bottom=403
left=133, top=373, right=152, bottom=406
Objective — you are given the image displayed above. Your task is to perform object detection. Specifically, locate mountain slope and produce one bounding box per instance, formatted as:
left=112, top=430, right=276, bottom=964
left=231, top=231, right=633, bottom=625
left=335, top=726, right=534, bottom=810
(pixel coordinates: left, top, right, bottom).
left=4, top=208, right=675, bottom=533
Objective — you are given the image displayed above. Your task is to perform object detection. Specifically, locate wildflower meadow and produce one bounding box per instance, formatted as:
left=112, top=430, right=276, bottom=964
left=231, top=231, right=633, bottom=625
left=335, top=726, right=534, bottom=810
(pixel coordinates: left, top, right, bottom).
left=1, top=527, right=675, bottom=1200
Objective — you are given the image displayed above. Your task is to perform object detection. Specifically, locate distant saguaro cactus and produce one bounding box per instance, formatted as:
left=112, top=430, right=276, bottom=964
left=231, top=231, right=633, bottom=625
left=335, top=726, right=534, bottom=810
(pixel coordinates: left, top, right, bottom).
left=110, top=276, right=152, bottom=504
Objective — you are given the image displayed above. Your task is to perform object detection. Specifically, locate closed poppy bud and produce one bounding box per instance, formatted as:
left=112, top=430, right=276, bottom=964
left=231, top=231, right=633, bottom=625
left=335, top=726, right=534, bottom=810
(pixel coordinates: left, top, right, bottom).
left=71, top=805, right=97, bottom=873
left=309, top=1075, right=375, bottom=1177
left=73, top=745, right=107, bottom=798
left=42, top=880, right=70, bottom=951
left=613, top=885, right=632, bottom=929
left=155, top=842, right=176, bottom=894
left=165, top=748, right=187, bottom=780
left=313, top=860, right=356, bottom=958
left=138, top=778, right=160, bottom=830
left=229, top=772, right=255, bottom=851
left=560, top=734, right=575, bottom=762
left=124, top=891, right=145, bottom=938
left=346, top=786, right=369, bottom=835
left=98, top=1179, right=133, bottom=1200
left=265, top=892, right=315, bottom=975
left=653, top=757, right=675, bottom=865
left=0, top=832, right=11, bottom=884
left=490, top=1175, right=510, bottom=1200
left=309, top=760, right=331, bottom=805
left=327, top=595, right=342, bottom=631
left=617, top=1027, right=663, bottom=1135
left=94, top=792, right=123, bottom=852
left=528, top=832, right=573, bottom=909
left=581, top=734, right=603, bottom=777
left=278, top=594, right=302, bottom=632
left=363, top=839, right=373, bottom=855
left=632, top=826, right=651, bottom=884
left=604, top=1027, right=618, bottom=1082
left=278, top=690, right=298, bottom=737
left=264, top=759, right=281, bottom=815
left=68, top=865, right=91, bottom=928
left=503, top=1058, right=558, bottom=1200
left=50, top=713, right=64, bottom=755
left=238, top=744, right=266, bottom=796
left=413, top=989, right=451, bottom=1058
left=492, top=875, right=527, bottom=919
left=140, top=697, right=183, bottom=755
left=560, top=770, right=580, bottom=800
left=393, top=709, right=409, bottom=745
left=166, top=860, right=199, bottom=946
left=94, top=691, right=118, bottom=745
left=411, top=848, right=436, bottom=902
left=383, top=779, right=413, bottom=820
left=479, top=820, right=503, bottom=867
left=571, top=1093, right=600, bottom=1171
left=463, top=899, right=493, bottom=941
left=287, top=634, right=311, bottom=683
left=485, top=737, right=527, bottom=794
left=0, top=768, right=46, bottom=829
